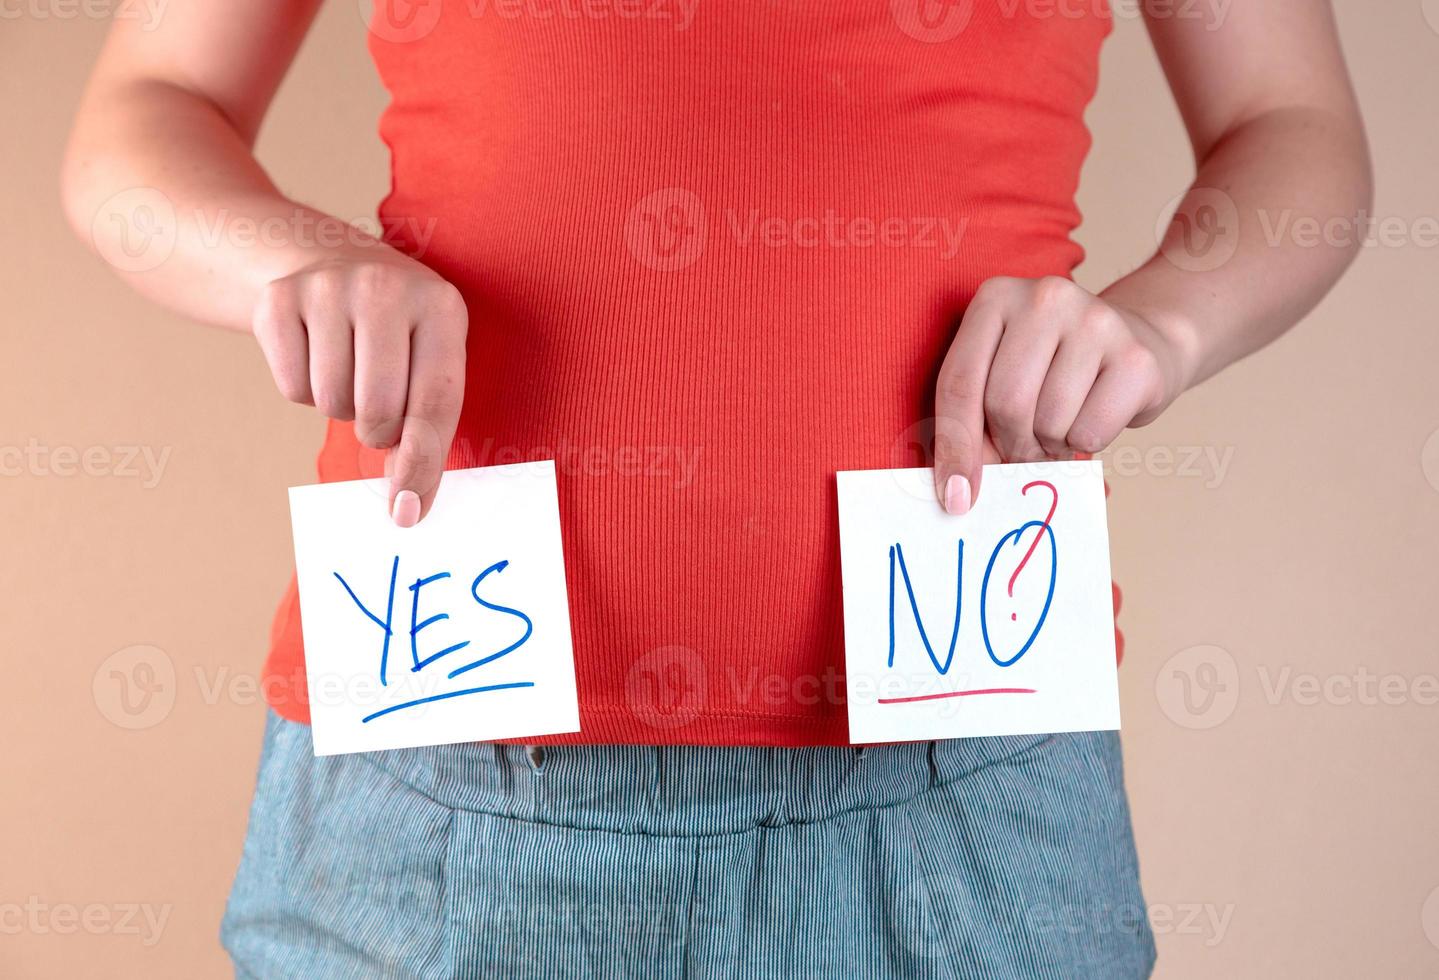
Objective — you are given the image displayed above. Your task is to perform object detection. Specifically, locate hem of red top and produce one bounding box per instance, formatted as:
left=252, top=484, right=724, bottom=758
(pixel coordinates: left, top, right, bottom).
left=264, top=699, right=860, bottom=747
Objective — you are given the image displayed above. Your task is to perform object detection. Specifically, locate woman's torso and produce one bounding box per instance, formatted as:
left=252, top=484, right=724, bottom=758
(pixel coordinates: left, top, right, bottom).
left=264, top=0, right=1113, bottom=744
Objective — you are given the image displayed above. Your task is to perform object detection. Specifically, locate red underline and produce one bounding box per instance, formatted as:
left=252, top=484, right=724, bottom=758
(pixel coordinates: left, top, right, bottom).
left=877, top=688, right=1038, bottom=704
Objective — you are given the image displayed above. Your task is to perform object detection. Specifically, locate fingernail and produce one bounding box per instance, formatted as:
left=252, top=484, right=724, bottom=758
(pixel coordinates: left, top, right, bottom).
left=944, top=475, right=971, bottom=516
left=392, top=489, right=421, bottom=528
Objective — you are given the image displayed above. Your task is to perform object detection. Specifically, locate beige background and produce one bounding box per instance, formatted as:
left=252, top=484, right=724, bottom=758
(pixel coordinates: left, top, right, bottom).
left=4, top=2, right=1438, bottom=976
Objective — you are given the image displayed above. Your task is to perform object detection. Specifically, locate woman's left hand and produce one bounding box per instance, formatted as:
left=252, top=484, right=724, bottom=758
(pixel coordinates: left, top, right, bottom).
left=932, top=275, right=1192, bottom=515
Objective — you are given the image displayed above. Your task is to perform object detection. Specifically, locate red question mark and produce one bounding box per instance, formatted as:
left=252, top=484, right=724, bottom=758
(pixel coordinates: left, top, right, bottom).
left=1007, top=480, right=1058, bottom=621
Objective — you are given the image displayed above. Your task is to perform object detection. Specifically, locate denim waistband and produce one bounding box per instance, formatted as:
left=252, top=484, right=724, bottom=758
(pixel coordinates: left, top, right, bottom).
left=359, top=733, right=1058, bottom=836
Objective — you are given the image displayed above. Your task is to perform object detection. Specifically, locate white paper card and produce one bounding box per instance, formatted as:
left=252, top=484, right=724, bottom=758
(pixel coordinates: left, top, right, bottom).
left=837, top=461, right=1119, bottom=744
left=288, top=461, right=580, bottom=755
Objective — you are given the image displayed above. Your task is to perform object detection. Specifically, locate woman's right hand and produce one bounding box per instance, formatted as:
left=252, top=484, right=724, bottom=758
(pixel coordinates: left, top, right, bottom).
left=60, top=0, right=468, bottom=527
left=251, top=247, right=468, bottom=527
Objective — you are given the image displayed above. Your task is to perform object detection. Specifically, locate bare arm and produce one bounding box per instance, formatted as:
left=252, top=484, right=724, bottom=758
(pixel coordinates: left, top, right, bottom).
left=62, top=2, right=466, bottom=525
left=933, top=0, right=1372, bottom=513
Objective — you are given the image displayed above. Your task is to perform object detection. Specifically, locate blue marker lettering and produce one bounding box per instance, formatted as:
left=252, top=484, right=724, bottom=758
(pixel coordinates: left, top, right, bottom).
left=408, top=571, right=472, bottom=672
left=333, top=555, right=399, bottom=686
left=447, top=559, right=534, bottom=680
left=887, top=541, right=963, bottom=676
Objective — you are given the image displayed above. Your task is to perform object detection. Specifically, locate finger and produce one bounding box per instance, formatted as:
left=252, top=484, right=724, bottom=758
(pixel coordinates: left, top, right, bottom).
left=1066, top=360, right=1152, bottom=455
left=1033, top=339, right=1102, bottom=459
left=252, top=282, right=313, bottom=405
left=303, top=301, right=356, bottom=422
left=389, top=293, right=467, bottom=527
left=934, top=283, right=1009, bottom=514
left=353, top=317, right=410, bottom=450
left=982, top=317, right=1058, bottom=464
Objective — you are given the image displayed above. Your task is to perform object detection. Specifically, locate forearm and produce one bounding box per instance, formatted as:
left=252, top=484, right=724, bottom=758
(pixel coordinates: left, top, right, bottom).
left=1101, top=103, right=1373, bottom=394
left=932, top=98, right=1372, bottom=511
left=61, top=78, right=383, bottom=331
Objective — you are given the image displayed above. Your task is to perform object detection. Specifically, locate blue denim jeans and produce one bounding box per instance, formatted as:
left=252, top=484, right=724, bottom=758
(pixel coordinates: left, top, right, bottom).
left=221, top=712, right=1154, bottom=978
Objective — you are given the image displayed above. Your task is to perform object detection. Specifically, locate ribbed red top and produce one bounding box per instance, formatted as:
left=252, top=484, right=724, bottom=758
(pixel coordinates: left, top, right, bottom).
left=262, top=1, right=1116, bottom=744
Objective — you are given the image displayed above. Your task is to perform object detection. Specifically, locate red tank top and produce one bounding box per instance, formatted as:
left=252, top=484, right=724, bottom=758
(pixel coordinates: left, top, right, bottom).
left=261, top=0, right=1119, bottom=744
